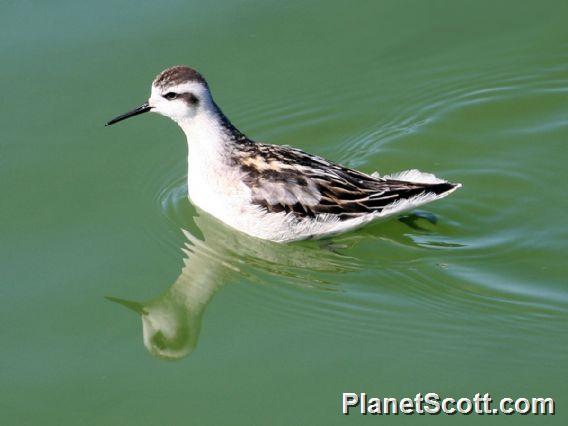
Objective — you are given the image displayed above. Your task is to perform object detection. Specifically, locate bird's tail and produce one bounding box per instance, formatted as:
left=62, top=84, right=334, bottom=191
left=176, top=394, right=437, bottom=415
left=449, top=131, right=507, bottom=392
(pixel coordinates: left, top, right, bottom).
left=371, top=169, right=461, bottom=217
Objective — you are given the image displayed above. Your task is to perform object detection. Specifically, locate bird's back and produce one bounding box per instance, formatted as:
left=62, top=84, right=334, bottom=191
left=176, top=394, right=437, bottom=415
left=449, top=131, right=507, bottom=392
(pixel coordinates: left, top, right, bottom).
left=215, top=142, right=460, bottom=241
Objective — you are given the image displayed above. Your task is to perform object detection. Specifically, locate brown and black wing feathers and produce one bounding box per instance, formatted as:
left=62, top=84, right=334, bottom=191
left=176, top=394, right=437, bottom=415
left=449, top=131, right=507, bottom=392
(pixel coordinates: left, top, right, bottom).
left=235, top=143, right=456, bottom=221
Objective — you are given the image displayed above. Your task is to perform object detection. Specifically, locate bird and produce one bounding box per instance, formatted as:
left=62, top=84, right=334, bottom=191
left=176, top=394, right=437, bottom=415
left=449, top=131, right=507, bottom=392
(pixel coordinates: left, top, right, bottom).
left=106, top=65, right=461, bottom=242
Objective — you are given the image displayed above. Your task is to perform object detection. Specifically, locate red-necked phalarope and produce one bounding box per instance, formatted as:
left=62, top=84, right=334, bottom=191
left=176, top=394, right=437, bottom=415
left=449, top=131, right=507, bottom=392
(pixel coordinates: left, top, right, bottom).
left=106, top=65, right=461, bottom=242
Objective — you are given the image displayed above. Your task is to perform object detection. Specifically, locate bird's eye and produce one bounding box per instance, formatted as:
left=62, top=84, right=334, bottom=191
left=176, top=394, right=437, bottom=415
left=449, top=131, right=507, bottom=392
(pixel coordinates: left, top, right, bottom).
left=164, top=92, right=178, bottom=100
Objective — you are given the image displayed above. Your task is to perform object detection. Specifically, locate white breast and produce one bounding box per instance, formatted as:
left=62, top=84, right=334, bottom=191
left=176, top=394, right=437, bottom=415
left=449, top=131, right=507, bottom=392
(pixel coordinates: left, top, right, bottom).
left=186, top=155, right=249, bottom=220
left=177, top=104, right=443, bottom=242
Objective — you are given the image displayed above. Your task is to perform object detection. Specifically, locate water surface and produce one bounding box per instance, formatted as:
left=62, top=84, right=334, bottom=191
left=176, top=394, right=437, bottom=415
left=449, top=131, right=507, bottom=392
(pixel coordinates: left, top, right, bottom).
left=1, top=0, right=567, bottom=424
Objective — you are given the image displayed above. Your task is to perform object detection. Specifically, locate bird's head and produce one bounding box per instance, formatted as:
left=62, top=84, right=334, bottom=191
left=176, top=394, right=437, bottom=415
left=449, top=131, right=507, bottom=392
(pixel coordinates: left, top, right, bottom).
left=106, top=65, right=213, bottom=126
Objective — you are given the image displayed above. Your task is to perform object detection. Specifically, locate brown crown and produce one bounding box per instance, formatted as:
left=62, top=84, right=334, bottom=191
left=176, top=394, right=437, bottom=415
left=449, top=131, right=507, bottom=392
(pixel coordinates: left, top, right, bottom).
left=153, top=65, right=207, bottom=88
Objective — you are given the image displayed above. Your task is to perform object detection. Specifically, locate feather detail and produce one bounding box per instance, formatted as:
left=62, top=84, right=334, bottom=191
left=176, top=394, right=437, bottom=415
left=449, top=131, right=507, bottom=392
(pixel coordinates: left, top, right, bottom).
left=383, top=169, right=447, bottom=184
left=234, top=144, right=460, bottom=222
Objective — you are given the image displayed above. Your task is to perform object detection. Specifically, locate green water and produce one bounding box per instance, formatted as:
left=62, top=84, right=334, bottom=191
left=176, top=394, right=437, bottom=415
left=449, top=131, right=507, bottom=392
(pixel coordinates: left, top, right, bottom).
left=2, top=0, right=567, bottom=424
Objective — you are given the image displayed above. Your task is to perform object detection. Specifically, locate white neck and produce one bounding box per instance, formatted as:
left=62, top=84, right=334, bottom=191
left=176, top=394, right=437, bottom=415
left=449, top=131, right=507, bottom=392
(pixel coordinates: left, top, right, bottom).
left=175, top=105, right=247, bottom=213
left=177, top=105, right=235, bottom=162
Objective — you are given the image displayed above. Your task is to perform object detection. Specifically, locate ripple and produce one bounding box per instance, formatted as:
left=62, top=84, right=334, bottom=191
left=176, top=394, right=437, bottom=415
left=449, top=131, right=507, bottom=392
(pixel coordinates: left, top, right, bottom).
left=131, top=55, right=568, bottom=360
left=149, top=157, right=567, bottom=347
left=154, top=175, right=362, bottom=282
left=334, top=63, right=568, bottom=169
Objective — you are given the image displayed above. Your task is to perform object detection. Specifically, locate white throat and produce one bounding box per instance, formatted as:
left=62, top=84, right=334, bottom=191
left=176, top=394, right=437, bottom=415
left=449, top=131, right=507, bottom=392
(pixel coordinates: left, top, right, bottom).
left=177, top=106, right=232, bottom=161
left=173, top=105, right=247, bottom=218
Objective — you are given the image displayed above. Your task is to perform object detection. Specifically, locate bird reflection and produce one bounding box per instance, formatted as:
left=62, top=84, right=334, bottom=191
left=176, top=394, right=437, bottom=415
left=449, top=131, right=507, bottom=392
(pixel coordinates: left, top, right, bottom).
left=106, top=212, right=355, bottom=360
left=106, top=232, right=220, bottom=359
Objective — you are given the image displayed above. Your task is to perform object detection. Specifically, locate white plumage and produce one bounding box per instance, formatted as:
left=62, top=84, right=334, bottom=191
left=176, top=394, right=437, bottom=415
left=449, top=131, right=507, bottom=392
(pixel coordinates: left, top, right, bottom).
left=107, top=66, right=461, bottom=242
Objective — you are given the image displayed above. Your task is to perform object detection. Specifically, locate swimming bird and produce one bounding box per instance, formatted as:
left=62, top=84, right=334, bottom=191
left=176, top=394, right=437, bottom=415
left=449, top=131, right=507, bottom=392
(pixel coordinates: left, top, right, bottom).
left=106, top=66, right=461, bottom=242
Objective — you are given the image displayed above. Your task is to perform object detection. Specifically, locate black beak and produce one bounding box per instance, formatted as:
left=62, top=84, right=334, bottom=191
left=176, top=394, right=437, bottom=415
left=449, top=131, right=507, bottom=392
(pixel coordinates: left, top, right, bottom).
left=105, top=102, right=152, bottom=126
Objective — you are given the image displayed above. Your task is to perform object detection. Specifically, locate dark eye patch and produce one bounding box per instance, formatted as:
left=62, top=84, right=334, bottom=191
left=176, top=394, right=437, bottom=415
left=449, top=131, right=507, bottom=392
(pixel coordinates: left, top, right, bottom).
left=179, top=93, right=199, bottom=105
left=163, top=92, right=199, bottom=105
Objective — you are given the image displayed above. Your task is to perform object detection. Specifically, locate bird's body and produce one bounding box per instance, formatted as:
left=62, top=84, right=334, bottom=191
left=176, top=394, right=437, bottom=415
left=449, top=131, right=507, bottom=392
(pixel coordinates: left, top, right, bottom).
left=107, top=66, right=461, bottom=242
